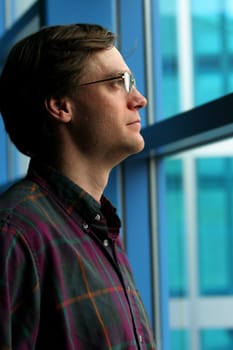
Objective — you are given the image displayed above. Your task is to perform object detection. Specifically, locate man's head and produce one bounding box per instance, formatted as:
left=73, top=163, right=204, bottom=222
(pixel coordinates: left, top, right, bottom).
left=0, top=24, right=115, bottom=157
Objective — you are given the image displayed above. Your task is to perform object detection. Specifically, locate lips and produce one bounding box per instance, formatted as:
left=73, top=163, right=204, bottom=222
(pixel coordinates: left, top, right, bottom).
left=126, top=119, right=140, bottom=126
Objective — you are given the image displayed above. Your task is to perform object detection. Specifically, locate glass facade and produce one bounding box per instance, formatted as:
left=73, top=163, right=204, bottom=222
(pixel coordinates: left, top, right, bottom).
left=165, top=139, right=233, bottom=350
left=158, top=1, right=233, bottom=348
left=197, top=156, right=233, bottom=295
left=4, top=0, right=37, bottom=28
left=159, top=0, right=233, bottom=119
left=201, top=329, right=233, bottom=350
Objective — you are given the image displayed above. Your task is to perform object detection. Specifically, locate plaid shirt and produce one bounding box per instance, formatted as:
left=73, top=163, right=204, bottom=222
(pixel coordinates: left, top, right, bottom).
left=0, top=159, right=155, bottom=350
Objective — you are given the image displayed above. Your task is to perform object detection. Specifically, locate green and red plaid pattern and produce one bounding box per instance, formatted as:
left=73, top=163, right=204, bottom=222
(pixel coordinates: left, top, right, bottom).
left=0, top=159, right=156, bottom=349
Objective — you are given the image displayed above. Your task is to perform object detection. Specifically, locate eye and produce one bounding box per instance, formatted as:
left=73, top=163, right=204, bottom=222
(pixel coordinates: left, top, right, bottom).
left=108, top=78, right=124, bottom=90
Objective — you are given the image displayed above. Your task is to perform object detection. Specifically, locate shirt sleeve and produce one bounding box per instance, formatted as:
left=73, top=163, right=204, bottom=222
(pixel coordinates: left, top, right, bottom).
left=0, top=218, right=40, bottom=349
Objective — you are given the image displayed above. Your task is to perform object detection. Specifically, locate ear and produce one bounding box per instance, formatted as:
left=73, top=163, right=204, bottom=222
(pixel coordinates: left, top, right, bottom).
left=44, top=96, right=73, bottom=123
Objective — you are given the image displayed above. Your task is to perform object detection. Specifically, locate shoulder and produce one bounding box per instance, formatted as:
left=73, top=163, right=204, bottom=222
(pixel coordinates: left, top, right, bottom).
left=1, top=176, right=43, bottom=204
left=0, top=177, right=48, bottom=223
left=0, top=178, right=54, bottom=255
left=0, top=178, right=58, bottom=280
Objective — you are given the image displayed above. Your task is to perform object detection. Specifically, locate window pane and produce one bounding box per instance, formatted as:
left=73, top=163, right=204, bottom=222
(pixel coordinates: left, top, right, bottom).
left=201, top=329, right=233, bottom=350
left=171, top=329, right=189, bottom=350
left=159, top=0, right=180, bottom=119
left=165, top=159, right=187, bottom=296
left=14, top=0, right=37, bottom=18
left=164, top=139, right=233, bottom=350
left=197, top=158, right=233, bottom=295
left=4, top=0, right=37, bottom=28
left=158, top=0, right=233, bottom=120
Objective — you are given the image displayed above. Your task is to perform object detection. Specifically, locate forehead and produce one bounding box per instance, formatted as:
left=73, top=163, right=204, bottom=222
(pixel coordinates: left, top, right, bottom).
left=88, top=46, right=129, bottom=76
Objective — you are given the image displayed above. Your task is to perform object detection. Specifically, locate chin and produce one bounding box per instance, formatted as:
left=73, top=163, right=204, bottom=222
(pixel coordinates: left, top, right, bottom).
left=135, top=135, right=145, bottom=152
left=128, top=137, right=145, bottom=156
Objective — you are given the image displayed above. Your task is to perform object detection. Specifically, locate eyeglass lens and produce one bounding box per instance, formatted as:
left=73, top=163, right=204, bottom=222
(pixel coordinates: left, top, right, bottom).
left=123, top=72, right=135, bottom=93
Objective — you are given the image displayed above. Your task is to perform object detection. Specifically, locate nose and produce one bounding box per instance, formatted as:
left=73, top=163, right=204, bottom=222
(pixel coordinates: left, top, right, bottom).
left=128, top=86, right=147, bottom=110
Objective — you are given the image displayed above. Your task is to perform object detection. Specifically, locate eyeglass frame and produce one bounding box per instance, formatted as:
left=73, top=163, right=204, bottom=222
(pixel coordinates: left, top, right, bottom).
left=76, top=71, right=136, bottom=93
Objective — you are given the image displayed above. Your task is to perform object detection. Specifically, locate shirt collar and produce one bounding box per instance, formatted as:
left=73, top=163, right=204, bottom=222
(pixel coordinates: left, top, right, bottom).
left=27, top=158, right=121, bottom=235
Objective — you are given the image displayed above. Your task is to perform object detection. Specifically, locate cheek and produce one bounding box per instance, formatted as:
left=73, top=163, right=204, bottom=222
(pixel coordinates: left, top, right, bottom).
left=73, top=93, right=125, bottom=138
left=70, top=111, right=108, bottom=149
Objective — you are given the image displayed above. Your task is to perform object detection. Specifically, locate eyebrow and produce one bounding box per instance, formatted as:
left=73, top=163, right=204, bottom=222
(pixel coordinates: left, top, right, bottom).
left=107, top=70, right=131, bottom=77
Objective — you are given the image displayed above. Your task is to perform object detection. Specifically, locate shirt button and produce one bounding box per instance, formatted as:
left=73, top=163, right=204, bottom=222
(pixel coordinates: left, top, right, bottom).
left=103, top=239, right=109, bottom=247
left=139, top=334, right=143, bottom=343
left=82, top=223, right=89, bottom=230
left=126, top=285, right=131, bottom=292
left=95, top=214, right=101, bottom=221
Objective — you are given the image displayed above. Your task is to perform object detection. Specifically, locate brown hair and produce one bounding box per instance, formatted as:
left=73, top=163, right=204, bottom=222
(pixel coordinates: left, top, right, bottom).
left=0, top=23, right=115, bottom=156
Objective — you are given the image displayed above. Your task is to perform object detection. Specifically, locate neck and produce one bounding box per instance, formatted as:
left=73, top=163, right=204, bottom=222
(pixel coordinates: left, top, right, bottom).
left=46, top=154, right=110, bottom=202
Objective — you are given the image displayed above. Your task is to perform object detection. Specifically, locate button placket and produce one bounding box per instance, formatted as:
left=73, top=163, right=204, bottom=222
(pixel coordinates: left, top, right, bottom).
left=103, top=239, right=109, bottom=247
left=94, top=213, right=101, bottom=221
left=82, top=222, right=89, bottom=230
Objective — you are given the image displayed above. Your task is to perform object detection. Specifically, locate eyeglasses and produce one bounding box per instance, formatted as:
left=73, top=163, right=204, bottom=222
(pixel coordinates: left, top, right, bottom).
left=77, top=71, right=136, bottom=93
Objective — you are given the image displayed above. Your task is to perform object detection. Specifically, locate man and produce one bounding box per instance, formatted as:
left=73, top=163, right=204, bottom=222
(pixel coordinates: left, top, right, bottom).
left=0, top=24, right=156, bottom=349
